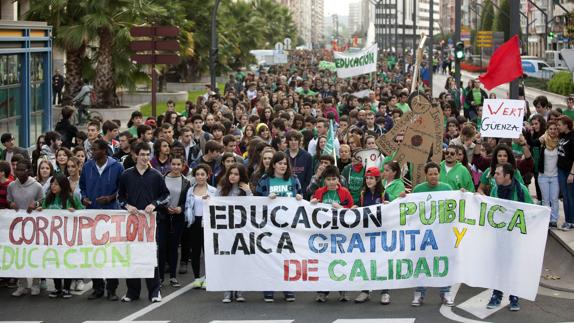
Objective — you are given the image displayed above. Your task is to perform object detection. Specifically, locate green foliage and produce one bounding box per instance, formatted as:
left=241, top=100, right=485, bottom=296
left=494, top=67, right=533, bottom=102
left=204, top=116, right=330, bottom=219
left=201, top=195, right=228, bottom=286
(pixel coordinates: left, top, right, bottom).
left=480, top=0, right=495, bottom=31
left=548, top=71, right=574, bottom=96
left=493, top=0, right=510, bottom=40
left=139, top=84, right=224, bottom=116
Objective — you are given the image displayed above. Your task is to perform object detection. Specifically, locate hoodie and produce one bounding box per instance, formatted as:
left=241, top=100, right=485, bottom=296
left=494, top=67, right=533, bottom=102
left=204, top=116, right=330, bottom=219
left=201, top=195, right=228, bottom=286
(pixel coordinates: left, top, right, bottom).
left=288, top=149, right=313, bottom=196
left=7, top=177, right=44, bottom=209
left=79, top=156, right=125, bottom=209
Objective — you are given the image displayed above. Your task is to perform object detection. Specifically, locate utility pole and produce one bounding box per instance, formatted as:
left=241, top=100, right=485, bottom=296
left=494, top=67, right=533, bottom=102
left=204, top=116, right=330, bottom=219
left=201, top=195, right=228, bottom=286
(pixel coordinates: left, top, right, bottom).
left=402, top=0, right=406, bottom=52
left=509, top=0, right=520, bottom=99
left=394, top=0, right=398, bottom=51
left=455, top=0, right=461, bottom=87
left=428, top=0, right=434, bottom=91
left=412, top=0, right=416, bottom=50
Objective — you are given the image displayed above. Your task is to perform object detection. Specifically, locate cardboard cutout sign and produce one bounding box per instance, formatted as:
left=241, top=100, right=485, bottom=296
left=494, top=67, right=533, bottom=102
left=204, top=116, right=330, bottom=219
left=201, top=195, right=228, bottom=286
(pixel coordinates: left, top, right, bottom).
left=376, top=93, right=444, bottom=186
left=354, top=148, right=383, bottom=170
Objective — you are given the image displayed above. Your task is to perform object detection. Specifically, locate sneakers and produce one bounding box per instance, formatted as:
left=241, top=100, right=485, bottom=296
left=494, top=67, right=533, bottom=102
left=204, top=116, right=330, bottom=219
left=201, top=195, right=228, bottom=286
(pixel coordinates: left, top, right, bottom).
left=30, top=285, right=41, bottom=296
left=62, top=289, right=72, bottom=299
left=12, top=287, right=28, bottom=297
left=442, top=292, right=455, bottom=306
left=235, top=291, right=245, bottom=302
left=222, top=291, right=232, bottom=303
left=107, top=293, right=119, bottom=301
left=560, top=222, right=573, bottom=231
left=169, top=278, right=181, bottom=288
left=48, top=290, right=61, bottom=298
left=192, top=276, right=205, bottom=289
left=509, top=296, right=520, bottom=311
left=201, top=279, right=207, bottom=290
left=549, top=222, right=558, bottom=228
left=121, top=295, right=134, bottom=302
left=486, top=295, right=501, bottom=309
left=151, top=291, right=162, bottom=303
left=284, top=293, right=295, bottom=302
left=315, top=292, right=327, bottom=303
left=354, top=291, right=370, bottom=303
left=338, top=291, right=349, bottom=302
left=380, top=292, right=391, bottom=305
left=263, top=295, right=274, bottom=303
left=411, top=291, right=424, bottom=307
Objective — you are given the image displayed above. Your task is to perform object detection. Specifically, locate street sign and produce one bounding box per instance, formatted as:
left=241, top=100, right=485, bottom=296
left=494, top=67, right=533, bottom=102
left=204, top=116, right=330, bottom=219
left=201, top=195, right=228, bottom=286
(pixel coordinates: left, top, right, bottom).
left=461, top=26, right=471, bottom=46
left=275, top=42, right=284, bottom=52
left=130, top=26, right=179, bottom=37
left=476, top=31, right=493, bottom=48
left=131, top=54, right=180, bottom=65
left=129, top=40, right=179, bottom=52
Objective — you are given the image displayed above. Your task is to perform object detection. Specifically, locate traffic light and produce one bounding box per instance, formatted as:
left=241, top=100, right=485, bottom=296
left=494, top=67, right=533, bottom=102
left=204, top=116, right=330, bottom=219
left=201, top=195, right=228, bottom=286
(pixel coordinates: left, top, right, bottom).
left=549, top=32, right=555, bottom=39
left=455, top=41, right=465, bottom=61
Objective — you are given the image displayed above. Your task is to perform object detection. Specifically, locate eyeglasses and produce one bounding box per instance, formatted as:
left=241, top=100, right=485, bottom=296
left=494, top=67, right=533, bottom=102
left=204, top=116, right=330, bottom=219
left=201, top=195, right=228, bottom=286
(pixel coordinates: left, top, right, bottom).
left=446, top=151, right=457, bottom=156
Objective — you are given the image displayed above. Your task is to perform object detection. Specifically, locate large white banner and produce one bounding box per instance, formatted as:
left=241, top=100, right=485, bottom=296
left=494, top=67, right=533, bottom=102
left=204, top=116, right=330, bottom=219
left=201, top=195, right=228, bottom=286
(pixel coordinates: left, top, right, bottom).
left=204, top=192, right=550, bottom=300
left=480, top=99, right=526, bottom=139
left=334, top=44, right=378, bottom=78
left=0, top=210, right=157, bottom=278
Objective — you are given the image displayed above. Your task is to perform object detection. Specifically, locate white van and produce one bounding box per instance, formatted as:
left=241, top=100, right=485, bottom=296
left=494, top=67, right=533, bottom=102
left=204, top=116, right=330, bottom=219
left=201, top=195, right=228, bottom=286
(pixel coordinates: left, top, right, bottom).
left=521, top=56, right=559, bottom=79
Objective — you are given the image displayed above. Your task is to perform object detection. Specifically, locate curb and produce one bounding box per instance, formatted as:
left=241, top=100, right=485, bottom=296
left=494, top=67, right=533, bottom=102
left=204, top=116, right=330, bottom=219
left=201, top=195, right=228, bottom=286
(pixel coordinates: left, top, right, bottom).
left=539, top=280, right=574, bottom=293
left=538, top=232, right=574, bottom=293
left=549, top=229, right=574, bottom=256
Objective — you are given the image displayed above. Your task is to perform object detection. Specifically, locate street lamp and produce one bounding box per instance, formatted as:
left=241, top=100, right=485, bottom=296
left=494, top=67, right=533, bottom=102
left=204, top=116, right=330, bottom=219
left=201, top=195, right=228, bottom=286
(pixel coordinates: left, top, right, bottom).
left=210, top=0, right=221, bottom=93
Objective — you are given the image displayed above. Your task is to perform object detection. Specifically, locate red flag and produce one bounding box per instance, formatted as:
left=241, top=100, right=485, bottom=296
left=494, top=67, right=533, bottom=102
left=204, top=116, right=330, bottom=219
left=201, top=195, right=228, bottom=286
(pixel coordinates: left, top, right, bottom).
left=478, top=35, right=523, bottom=90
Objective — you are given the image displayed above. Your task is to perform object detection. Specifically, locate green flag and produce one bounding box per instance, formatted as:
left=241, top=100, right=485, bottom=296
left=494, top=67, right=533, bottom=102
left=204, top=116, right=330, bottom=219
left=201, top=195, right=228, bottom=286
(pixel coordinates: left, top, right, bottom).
left=322, top=119, right=337, bottom=166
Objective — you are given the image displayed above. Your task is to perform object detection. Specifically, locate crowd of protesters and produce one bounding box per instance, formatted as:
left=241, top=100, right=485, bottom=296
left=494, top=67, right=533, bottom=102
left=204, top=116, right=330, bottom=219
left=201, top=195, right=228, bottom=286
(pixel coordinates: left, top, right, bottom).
left=0, top=49, right=573, bottom=312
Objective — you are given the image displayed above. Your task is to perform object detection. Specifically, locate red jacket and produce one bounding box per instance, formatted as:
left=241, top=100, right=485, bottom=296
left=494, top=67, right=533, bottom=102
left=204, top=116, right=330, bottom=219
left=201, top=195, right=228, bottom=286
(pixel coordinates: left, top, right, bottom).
left=312, top=184, right=354, bottom=208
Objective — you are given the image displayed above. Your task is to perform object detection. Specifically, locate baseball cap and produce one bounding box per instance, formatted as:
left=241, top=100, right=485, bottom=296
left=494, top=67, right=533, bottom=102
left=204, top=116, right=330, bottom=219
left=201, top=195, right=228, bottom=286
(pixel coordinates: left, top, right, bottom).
left=365, top=167, right=381, bottom=177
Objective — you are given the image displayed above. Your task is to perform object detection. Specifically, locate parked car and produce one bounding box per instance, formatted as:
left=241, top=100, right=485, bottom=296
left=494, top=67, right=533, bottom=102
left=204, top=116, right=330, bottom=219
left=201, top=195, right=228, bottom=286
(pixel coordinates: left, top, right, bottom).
left=521, top=57, right=559, bottom=79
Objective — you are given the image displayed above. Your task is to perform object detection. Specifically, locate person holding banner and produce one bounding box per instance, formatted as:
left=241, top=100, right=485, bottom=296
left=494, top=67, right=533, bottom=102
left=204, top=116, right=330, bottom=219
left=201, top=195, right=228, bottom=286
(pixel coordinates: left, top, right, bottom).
left=216, top=163, right=252, bottom=303
left=411, top=162, right=455, bottom=307
left=37, top=174, right=84, bottom=299
left=7, top=159, right=44, bottom=297
left=354, top=166, right=392, bottom=305
left=81, top=139, right=125, bottom=301
left=184, top=164, right=217, bottom=289
left=255, top=151, right=302, bottom=302
left=157, top=155, right=190, bottom=288
left=118, top=142, right=170, bottom=303
left=381, top=161, right=406, bottom=202
left=486, top=163, right=533, bottom=311
left=439, top=145, right=475, bottom=192
left=311, top=165, right=353, bottom=303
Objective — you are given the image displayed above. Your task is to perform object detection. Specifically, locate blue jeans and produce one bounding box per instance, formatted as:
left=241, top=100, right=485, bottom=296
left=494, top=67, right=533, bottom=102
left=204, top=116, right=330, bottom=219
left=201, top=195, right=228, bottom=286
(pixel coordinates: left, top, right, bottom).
left=538, top=174, right=560, bottom=223
left=416, top=285, right=450, bottom=296
left=558, top=169, right=574, bottom=224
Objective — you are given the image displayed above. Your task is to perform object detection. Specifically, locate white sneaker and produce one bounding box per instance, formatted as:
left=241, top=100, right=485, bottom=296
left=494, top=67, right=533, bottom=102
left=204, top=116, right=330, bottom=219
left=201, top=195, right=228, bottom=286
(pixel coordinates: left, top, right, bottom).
left=222, top=291, right=232, bottom=303
left=30, top=285, right=41, bottom=296
left=151, top=291, right=162, bottom=303
left=315, top=292, right=327, bottom=303
left=442, top=292, right=455, bottom=306
left=12, top=287, right=28, bottom=297
left=338, top=291, right=349, bottom=302
left=354, top=291, right=370, bottom=303
left=380, top=292, right=391, bottom=305
left=70, top=280, right=76, bottom=291
left=235, top=291, right=245, bottom=302
left=75, top=280, right=85, bottom=291
left=411, top=291, right=423, bottom=306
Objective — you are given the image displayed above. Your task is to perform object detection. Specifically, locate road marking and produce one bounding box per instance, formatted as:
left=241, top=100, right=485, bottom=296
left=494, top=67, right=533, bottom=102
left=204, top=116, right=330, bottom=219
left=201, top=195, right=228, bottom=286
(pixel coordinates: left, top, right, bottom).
left=84, top=321, right=169, bottom=323
left=120, top=282, right=195, bottom=321
left=0, top=321, right=43, bottom=323
left=210, top=321, right=293, bottom=323
left=439, top=284, right=492, bottom=323
left=456, top=289, right=509, bottom=319
left=333, top=319, right=415, bottom=323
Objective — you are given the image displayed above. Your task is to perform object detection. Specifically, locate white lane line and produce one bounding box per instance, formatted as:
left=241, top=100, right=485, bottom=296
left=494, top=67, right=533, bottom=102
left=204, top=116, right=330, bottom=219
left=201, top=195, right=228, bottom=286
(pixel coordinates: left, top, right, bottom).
left=0, top=321, right=43, bottom=323
left=84, top=321, right=169, bottom=323
left=120, top=283, right=195, bottom=321
left=456, top=289, right=509, bottom=320
left=439, top=284, right=492, bottom=323
left=333, top=319, right=415, bottom=323
left=210, top=321, right=293, bottom=323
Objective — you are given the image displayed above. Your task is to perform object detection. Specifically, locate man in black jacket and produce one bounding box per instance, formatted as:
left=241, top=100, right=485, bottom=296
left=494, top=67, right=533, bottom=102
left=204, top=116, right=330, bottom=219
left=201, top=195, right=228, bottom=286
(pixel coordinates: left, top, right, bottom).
left=118, top=142, right=170, bottom=303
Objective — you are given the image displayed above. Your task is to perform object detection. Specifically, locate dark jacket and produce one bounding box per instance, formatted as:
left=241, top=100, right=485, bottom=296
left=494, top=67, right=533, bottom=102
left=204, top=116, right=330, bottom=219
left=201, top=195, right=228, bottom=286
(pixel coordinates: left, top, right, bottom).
left=157, top=174, right=190, bottom=221
left=1, top=147, right=30, bottom=162
left=558, top=131, right=574, bottom=171
left=55, top=119, right=78, bottom=149
left=118, top=166, right=170, bottom=210
left=79, top=156, right=124, bottom=209
left=287, top=149, right=313, bottom=196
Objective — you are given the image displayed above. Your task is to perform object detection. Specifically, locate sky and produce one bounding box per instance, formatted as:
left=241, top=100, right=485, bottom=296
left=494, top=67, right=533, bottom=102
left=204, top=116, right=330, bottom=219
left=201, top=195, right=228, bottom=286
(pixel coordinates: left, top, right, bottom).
left=324, top=0, right=357, bottom=17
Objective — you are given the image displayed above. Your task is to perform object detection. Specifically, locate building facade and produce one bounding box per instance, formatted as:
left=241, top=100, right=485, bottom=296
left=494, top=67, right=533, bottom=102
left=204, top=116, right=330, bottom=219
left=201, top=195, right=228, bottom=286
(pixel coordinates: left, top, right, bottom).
left=0, top=0, right=52, bottom=148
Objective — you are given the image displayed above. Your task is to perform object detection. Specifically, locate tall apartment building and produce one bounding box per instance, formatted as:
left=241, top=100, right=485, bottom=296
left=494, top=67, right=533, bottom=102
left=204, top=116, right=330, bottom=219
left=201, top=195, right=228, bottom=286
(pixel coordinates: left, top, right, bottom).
left=275, top=0, right=323, bottom=48
left=311, top=0, right=324, bottom=47
left=348, top=2, right=362, bottom=34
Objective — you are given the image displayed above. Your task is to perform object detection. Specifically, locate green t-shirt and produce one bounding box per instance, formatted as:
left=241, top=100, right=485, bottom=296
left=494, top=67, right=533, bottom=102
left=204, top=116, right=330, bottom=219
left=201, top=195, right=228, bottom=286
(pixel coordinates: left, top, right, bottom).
left=412, top=181, right=453, bottom=193
left=396, top=102, right=411, bottom=113
left=43, top=195, right=84, bottom=210
left=269, top=177, right=295, bottom=197
left=321, top=189, right=340, bottom=204
left=439, top=161, right=475, bottom=192
left=490, top=183, right=534, bottom=204
left=342, top=165, right=365, bottom=205
left=480, top=167, right=524, bottom=190
left=383, top=179, right=405, bottom=202
left=128, top=126, right=138, bottom=138
left=472, top=88, right=483, bottom=106
left=563, top=108, right=574, bottom=121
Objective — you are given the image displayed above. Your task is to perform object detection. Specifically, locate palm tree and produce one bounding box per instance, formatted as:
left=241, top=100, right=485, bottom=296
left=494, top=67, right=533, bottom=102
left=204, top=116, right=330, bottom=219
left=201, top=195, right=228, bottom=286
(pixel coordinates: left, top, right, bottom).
left=27, top=0, right=90, bottom=105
